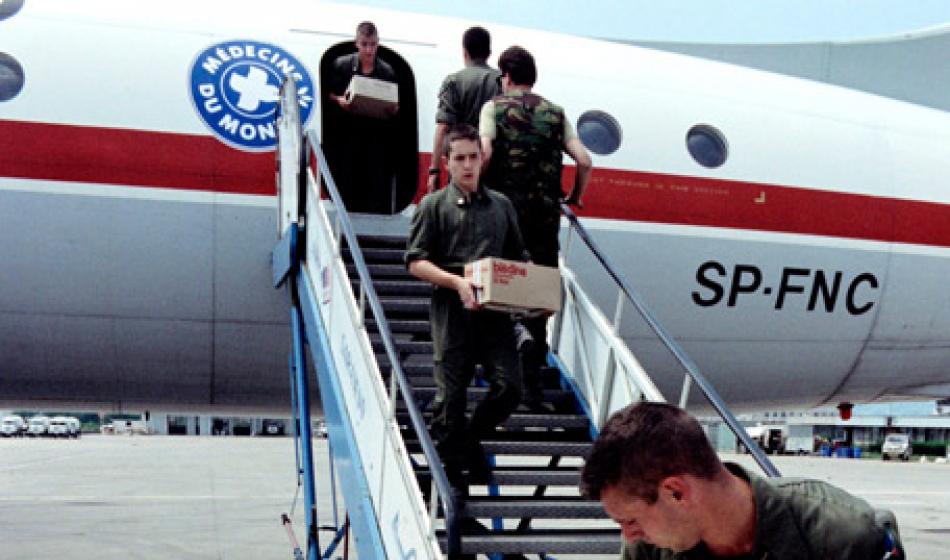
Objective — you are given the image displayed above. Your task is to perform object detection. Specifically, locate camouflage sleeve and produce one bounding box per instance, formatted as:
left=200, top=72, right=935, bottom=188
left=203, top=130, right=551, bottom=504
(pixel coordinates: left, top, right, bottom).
left=478, top=100, right=496, bottom=140
left=435, top=75, right=458, bottom=124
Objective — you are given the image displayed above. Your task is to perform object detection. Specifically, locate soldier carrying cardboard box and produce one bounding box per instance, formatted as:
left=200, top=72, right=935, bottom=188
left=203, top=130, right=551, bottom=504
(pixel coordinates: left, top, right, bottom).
left=326, top=21, right=399, bottom=214
left=405, top=124, right=529, bottom=503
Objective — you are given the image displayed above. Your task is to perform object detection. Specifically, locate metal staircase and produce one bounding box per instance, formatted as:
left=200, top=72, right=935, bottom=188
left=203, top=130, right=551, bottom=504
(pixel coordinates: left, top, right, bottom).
left=347, top=234, right=619, bottom=557
left=272, top=78, right=778, bottom=559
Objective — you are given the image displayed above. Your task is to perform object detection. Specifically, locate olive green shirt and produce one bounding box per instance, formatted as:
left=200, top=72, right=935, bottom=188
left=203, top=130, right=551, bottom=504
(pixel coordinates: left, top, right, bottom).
left=405, top=182, right=528, bottom=271
left=622, top=463, right=901, bottom=560
left=435, top=61, right=501, bottom=127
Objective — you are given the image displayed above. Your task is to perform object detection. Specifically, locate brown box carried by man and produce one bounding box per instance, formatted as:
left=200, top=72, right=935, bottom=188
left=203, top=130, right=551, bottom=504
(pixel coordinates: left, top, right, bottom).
left=345, top=75, right=398, bottom=119
left=465, top=257, right=561, bottom=315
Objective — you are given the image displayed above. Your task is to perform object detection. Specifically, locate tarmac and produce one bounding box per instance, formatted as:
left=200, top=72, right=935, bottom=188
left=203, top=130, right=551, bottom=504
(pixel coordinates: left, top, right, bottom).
left=1, top=435, right=947, bottom=559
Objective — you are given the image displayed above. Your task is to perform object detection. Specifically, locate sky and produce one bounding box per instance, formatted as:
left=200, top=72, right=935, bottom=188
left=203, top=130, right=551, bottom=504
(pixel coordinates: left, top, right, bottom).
left=346, top=0, right=950, bottom=44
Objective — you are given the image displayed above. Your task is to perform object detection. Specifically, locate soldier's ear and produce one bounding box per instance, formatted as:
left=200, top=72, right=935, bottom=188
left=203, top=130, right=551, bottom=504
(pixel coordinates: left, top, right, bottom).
left=660, top=477, right=690, bottom=505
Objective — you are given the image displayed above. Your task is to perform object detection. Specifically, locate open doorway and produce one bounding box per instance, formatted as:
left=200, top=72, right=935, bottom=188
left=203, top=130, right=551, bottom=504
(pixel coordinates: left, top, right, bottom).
left=320, top=41, right=419, bottom=214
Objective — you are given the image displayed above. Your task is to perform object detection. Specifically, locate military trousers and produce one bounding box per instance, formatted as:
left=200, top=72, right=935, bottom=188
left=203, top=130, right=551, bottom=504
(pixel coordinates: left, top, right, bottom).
left=428, top=286, right=522, bottom=468
left=520, top=218, right=560, bottom=405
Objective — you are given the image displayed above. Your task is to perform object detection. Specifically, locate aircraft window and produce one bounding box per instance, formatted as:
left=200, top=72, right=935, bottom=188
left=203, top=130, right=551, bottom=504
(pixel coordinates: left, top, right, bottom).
left=0, top=52, right=25, bottom=101
left=0, top=0, right=25, bottom=20
left=686, top=124, right=727, bottom=168
left=577, top=110, right=621, bottom=155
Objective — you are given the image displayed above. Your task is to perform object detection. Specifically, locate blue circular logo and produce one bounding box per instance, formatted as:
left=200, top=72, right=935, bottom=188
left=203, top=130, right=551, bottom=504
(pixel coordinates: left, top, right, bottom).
left=190, top=40, right=314, bottom=151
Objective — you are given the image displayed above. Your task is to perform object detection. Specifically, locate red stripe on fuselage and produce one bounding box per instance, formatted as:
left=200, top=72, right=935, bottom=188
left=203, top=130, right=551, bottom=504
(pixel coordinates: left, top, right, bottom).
left=0, top=120, right=274, bottom=195
left=3, top=119, right=950, bottom=247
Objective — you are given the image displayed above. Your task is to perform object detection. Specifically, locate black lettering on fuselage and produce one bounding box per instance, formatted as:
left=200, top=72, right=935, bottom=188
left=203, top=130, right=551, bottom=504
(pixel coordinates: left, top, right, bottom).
left=692, top=262, right=879, bottom=316
left=692, top=261, right=726, bottom=307
left=846, top=273, right=878, bottom=315
left=727, top=264, right=761, bottom=307
left=808, top=270, right=842, bottom=312
left=775, top=267, right=809, bottom=310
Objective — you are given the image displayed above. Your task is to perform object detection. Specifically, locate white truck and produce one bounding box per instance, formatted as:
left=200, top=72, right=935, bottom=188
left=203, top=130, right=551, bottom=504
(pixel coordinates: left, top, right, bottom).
left=26, top=415, right=50, bottom=437
left=48, top=416, right=80, bottom=438
left=1, top=415, right=26, bottom=437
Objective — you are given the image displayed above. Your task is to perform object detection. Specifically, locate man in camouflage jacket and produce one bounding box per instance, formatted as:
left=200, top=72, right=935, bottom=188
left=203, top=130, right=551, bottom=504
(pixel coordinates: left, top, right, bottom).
left=478, top=45, right=592, bottom=410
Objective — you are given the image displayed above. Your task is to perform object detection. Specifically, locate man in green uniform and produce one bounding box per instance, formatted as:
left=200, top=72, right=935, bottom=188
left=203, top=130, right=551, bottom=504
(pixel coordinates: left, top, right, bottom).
left=406, top=124, right=528, bottom=500
left=326, top=21, right=398, bottom=214
left=479, top=45, right=593, bottom=411
left=427, top=26, right=502, bottom=193
left=581, top=402, right=905, bottom=559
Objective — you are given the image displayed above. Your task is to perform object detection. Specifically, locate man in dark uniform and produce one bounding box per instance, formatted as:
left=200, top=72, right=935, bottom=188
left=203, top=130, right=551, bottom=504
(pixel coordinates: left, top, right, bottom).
left=427, top=26, right=501, bottom=193
left=479, top=45, right=593, bottom=411
left=581, top=402, right=905, bottom=560
left=406, top=124, right=528, bottom=499
left=326, top=21, right=398, bottom=214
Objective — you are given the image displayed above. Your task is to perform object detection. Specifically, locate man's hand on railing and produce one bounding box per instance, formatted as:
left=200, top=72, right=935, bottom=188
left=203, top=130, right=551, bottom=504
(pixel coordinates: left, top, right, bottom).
left=562, top=191, right=584, bottom=209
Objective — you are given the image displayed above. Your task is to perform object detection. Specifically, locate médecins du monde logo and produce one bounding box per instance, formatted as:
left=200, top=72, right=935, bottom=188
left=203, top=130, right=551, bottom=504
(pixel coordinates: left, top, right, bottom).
left=190, top=40, right=314, bottom=151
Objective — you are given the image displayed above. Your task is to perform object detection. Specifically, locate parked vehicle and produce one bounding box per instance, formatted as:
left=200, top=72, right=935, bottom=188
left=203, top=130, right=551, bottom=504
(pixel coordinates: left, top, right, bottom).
left=26, top=415, right=50, bottom=437
left=48, top=416, right=82, bottom=438
left=48, top=416, right=70, bottom=437
left=66, top=417, right=82, bottom=438
left=1, top=415, right=26, bottom=437
left=882, top=433, right=912, bottom=461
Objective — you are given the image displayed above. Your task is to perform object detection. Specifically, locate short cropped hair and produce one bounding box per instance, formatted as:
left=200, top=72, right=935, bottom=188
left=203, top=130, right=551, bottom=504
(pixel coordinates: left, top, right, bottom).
left=356, top=21, right=378, bottom=39
left=463, top=27, right=491, bottom=61
left=580, top=402, right=722, bottom=503
left=498, top=46, right=536, bottom=86
left=443, top=123, right=481, bottom=156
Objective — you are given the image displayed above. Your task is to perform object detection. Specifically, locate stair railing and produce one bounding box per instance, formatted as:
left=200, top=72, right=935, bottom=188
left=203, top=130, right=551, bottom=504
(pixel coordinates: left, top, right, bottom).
left=300, top=128, right=462, bottom=555
left=555, top=204, right=780, bottom=477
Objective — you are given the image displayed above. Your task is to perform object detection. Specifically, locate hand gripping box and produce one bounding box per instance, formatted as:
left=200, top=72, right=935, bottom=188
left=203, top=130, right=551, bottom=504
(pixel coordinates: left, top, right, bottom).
left=464, top=257, right=562, bottom=314
left=345, top=75, right=398, bottom=119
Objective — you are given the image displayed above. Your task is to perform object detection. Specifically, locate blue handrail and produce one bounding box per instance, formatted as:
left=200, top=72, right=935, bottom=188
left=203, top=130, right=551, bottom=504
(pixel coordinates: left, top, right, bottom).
left=302, top=129, right=461, bottom=553
left=560, top=204, right=780, bottom=478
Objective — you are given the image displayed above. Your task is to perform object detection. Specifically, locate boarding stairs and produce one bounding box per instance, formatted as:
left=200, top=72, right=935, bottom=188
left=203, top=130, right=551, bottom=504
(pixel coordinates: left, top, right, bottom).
left=272, top=79, right=778, bottom=559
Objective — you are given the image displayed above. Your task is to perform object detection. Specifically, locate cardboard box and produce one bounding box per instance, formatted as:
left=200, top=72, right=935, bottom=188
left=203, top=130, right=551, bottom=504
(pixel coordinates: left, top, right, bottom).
left=345, top=75, right=398, bottom=119
left=465, top=257, right=562, bottom=315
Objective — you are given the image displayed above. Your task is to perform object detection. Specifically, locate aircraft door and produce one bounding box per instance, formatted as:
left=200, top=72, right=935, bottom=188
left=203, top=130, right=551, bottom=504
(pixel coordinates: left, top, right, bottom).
left=319, top=42, right=419, bottom=215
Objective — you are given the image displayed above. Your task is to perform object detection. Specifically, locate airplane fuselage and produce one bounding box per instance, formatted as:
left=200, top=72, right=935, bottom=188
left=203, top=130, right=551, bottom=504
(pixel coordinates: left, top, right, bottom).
left=3, top=0, right=950, bottom=412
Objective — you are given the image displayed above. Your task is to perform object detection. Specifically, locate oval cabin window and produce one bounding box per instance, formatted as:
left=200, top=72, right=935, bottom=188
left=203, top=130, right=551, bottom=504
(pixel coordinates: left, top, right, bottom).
left=686, top=124, right=728, bottom=168
left=577, top=110, right=622, bottom=156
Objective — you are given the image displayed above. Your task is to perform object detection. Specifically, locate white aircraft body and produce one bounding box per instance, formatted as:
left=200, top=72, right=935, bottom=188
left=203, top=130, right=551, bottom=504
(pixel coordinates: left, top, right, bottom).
left=2, top=0, right=950, bottom=413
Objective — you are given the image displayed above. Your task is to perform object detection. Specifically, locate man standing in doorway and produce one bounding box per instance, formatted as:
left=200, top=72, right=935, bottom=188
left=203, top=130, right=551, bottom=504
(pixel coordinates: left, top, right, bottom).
left=479, top=45, right=593, bottom=411
left=427, top=26, right=502, bottom=193
left=406, top=124, right=528, bottom=500
left=327, top=21, right=398, bottom=214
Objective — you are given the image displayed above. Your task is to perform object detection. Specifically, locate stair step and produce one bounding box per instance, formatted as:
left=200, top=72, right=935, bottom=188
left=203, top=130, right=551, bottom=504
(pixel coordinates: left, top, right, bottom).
left=367, top=318, right=431, bottom=334
left=412, top=386, right=568, bottom=403
left=482, top=440, right=592, bottom=457
left=342, top=247, right=405, bottom=264
left=397, top=412, right=589, bottom=430
left=417, top=466, right=582, bottom=486
left=371, top=336, right=432, bottom=355
left=464, top=496, right=605, bottom=519
left=353, top=280, right=431, bottom=297
left=346, top=263, right=413, bottom=279
left=377, top=297, right=429, bottom=315
left=351, top=235, right=408, bottom=249
left=407, top=440, right=591, bottom=457
left=439, top=528, right=621, bottom=555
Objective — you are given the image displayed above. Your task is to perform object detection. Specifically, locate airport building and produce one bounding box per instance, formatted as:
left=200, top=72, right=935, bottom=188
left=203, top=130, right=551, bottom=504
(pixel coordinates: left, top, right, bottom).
left=703, top=401, right=950, bottom=455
